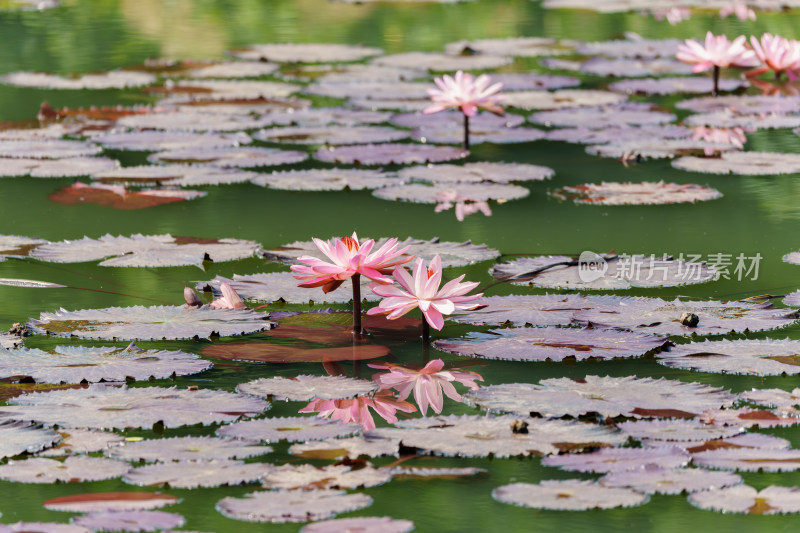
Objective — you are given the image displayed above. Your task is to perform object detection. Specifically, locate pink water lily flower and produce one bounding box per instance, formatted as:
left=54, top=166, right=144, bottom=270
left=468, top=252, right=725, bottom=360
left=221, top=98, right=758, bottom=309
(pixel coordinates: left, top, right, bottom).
left=677, top=32, right=758, bottom=73
left=691, top=126, right=750, bottom=155
left=367, top=255, right=483, bottom=331
left=434, top=191, right=493, bottom=221
left=291, top=232, right=413, bottom=294
left=210, top=282, right=246, bottom=310
left=299, top=389, right=416, bottom=431
left=424, top=70, right=503, bottom=117
left=719, top=2, right=756, bottom=20
left=369, top=359, right=483, bottom=416
left=748, top=33, right=800, bottom=80
left=652, top=7, right=691, bottom=25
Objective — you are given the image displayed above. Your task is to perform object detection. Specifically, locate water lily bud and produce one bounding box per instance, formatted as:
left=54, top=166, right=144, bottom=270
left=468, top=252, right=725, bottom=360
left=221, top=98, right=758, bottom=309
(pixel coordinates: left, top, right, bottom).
left=184, top=286, right=203, bottom=307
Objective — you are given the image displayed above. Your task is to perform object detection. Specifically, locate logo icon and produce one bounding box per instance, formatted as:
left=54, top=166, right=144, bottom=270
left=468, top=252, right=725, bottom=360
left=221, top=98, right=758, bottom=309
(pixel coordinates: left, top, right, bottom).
left=578, top=251, right=608, bottom=282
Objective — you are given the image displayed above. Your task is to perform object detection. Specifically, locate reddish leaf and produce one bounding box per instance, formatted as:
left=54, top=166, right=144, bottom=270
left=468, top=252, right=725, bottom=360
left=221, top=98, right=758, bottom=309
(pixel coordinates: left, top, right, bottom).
left=48, top=183, right=204, bottom=210
left=266, top=313, right=421, bottom=346
left=43, top=492, right=179, bottom=512
left=202, top=343, right=390, bottom=363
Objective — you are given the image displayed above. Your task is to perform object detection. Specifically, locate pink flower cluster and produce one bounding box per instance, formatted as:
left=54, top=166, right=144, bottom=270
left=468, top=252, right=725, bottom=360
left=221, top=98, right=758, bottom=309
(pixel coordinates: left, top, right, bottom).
left=749, top=33, right=800, bottom=80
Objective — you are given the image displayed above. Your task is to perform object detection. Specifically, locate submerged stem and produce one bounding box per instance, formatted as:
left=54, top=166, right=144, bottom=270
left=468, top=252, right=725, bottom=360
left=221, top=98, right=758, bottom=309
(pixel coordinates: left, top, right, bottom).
left=421, top=319, right=430, bottom=344
left=463, top=113, right=470, bottom=151
left=712, top=65, right=720, bottom=97
left=352, top=274, right=363, bottom=336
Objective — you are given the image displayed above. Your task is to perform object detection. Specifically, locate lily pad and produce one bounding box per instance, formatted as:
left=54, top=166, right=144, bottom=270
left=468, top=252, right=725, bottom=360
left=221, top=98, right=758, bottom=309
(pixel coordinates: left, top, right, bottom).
left=261, top=464, right=391, bottom=490
left=374, top=183, right=529, bottom=204
left=49, top=183, right=206, bottom=210
left=692, top=448, right=800, bottom=472
left=433, top=327, right=668, bottom=362
left=463, top=376, right=736, bottom=418
left=493, top=480, right=648, bottom=511
left=216, top=489, right=373, bottom=523
left=484, top=72, right=581, bottom=90
left=153, top=80, right=299, bottom=103
left=148, top=146, right=308, bottom=167
left=185, top=61, right=280, bottom=78
left=546, top=125, right=692, bottom=144
left=618, top=419, right=743, bottom=442
left=700, top=408, right=800, bottom=429
left=93, top=131, right=251, bottom=152
left=502, top=89, right=626, bottom=110
left=1, top=70, right=155, bottom=90
left=690, top=485, right=800, bottom=514
left=93, top=165, right=257, bottom=186
left=443, top=37, right=574, bottom=57
left=542, top=446, right=690, bottom=473
left=587, top=139, right=732, bottom=159
left=289, top=436, right=399, bottom=460
left=390, top=110, right=524, bottom=131
left=396, top=162, right=554, bottom=184
left=372, top=52, right=511, bottom=71
left=303, top=81, right=429, bottom=100
left=196, top=272, right=379, bottom=304
left=610, top=77, right=747, bottom=95
left=0, top=140, right=102, bottom=159
left=28, top=305, right=272, bottom=340
left=0, top=456, right=129, bottom=483
left=115, top=110, right=276, bottom=132
left=415, top=126, right=546, bottom=145
left=580, top=57, right=694, bottom=77
left=124, top=459, right=272, bottom=488
left=237, top=375, right=378, bottom=401
left=300, top=517, right=414, bottom=533
left=686, top=111, right=800, bottom=130
left=314, top=143, right=468, bottom=166
left=30, top=233, right=262, bottom=268
left=575, top=298, right=799, bottom=336
left=551, top=182, right=722, bottom=205
left=0, top=421, right=61, bottom=459
left=575, top=36, right=681, bottom=58
left=218, top=416, right=361, bottom=443
left=257, top=108, right=394, bottom=127
left=491, top=255, right=716, bottom=290
left=251, top=168, right=403, bottom=191
left=601, top=466, right=742, bottom=495
left=253, top=125, right=410, bottom=145
left=72, top=510, right=185, bottom=532
left=0, top=524, right=90, bottom=533
left=0, top=385, right=269, bottom=429
left=739, top=387, right=800, bottom=409
left=367, top=414, right=626, bottom=457
left=530, top=105, right=676, bottom=127
left=657, top=338, right=800, bottom=376
left=676, top=95, right=800, bottom=115
left=107, top=436, right=271, bottom=463
left=40, top=429, right=125, bottom=456
left=0, top=344, right=211, bottom=384
left=673, top=151, right=800, bottom=175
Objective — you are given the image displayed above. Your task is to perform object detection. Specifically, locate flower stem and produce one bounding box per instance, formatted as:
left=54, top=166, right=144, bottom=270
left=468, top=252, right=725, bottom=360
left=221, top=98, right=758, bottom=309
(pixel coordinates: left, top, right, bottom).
left=352, top=274, right=363, bottom=336
left=712, top=66, right=720, bottom=97
left=463, top=113, right=470, bottom=151
left=421, top=319, right=430, bottom=343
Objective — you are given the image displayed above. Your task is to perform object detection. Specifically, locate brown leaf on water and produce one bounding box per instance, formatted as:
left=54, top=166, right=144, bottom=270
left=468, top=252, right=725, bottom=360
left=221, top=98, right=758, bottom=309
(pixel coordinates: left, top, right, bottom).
left=202, top=343, right=390, bottom=363
left=43, top=491, right=179, bottom=512
left=266, top=312, right=421, bottom=346
left=0, top=376, right=83, bottom=401
left=49, top=183, right=205, bottom=211
left=629, top=407, right=697, bottom=419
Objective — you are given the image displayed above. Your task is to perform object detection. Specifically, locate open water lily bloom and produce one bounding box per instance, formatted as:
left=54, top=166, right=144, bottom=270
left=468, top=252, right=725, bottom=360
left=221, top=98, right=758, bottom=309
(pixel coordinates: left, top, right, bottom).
left=676, top=32, right=758, bottom=72
left=749, top=33, right=800, bottom=80
left=423, top=70, right=504, bottom=117
left=299, top=390, right=416, bottom=431
left=369, top=359, right=483, bottom=416
left=367, top=255, right=483, bottom=330
left=291, top=232, right=413, bottom=293
left=720, top=2, right=757, bottom=20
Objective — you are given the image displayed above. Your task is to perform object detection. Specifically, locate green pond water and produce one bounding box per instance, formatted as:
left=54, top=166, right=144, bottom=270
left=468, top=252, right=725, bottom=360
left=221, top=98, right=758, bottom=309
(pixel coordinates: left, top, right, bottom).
left=1, top=0, right=800, bottom=531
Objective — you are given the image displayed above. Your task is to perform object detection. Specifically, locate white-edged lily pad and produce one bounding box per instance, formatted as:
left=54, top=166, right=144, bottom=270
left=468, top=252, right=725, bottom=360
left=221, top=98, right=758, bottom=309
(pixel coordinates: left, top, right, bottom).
left=687, top=111, right=800, bottom=130
left=43, top=492, right=180, bottom=513
left=601, top=466, right=742, bottom=495
left=657, top=338, right=800, bottom=376
left=783, top=291, right=800, bottom=307
left=314, top=143, right=468, bottom=166
left=30, top=233, right=262, bottom=268
left=261, top=464, right=391, bottom=490
left=217, top=489, right=373, bottom=523
left=237, top=375, right=378, bottom=401
left=253, top=125, right=409, bottom=145
left=542, top=446, right=690, bottom=473
left=92, top=165, right=257, bottom=186
left=157, top=80, right=299, bottom=104
left=610, top=77, right=747, bottom=95
left=185, top=61, right=280, bottom=78
left=530, top=105, right=675, bottom=128
left=391, top=110, right=524, bottom=131
left=415, top=126, right=546, bottom=145
left=673, top=151, right=800, bottom=175
left=0, top=344, right=210, bottom=384
left=676, top=95, right=800, bottom=115
left=124, top=459, right=272, bottom=488
left=546, top=125, right=692, bottom=144
left=491, top=255, right=716, bottom=290
left=258, top=108, right=393, bottom=127
left=372, top=52, right=511, bottom=71
left=303, top=81, right=429, bottom=100
left=575, top=298, right=799, bottom=336
left=93, top=131, right=250, bottom=152
left=0, top=140, right=101, bottom=159
left=551, top=181, right=722, bottom=205
left=433, top=327, right=668, bottom=362
left=367, top=414, right=626, bottom=457
left=251, top=168, right=403, bottom=191
left=397, top=162, right=553, bottom=185
left=493, top=480, right=648, bottom=511
left=73, top=510, right=185, bottom=532
left=374, top=182, right=529, bottom=203
left=443, top=37, right=574, bottom=57
left=463, top=376, right=736, bottom=418
left=1, top=70, right=155, bottom=90
left=0, top=456, right=129, bottom=483
left=0, top=421, right=61, bottom=459
left=218, top=416, right=361, bottom=443
left=115, top=110, right=275, bottom=132
left=700, top=408, right=800, bottom=429
left=148, top=146, right=307, bottom=167
left=502, top=90, right=626, bottom=110
left=739, top=388, right=800, bottom=409
left=0, top=385, right=269, bottom=429
left=692, top=448, right=800, bottom=472
left=580, top=57, right=694, bottom=77
left=485, top=72, right=581, bottom=90
left=289, top=436, right=400, bottom=460
left=673, top=433, right=792, bottom=454
left=28, top=305, right=272, bottom=340
left=107, top=436, right=271, bottom=463
left=575, top=36, right=681, bottom=58
left=300, top=517, right=414, bottom=533
left=690, top=485, right=800, bottom=514
left=618, top=419, right=743, bottom=442
left=40, top=429, right=125, bottom=456
left=587, top=139, right=733, bottom=159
